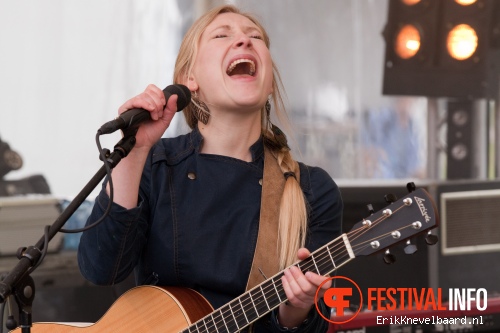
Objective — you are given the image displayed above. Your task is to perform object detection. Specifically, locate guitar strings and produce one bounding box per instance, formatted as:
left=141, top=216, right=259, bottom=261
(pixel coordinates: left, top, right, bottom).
left=190, top=243, right=356, bottom=333
left=186, top=202, right=411, bottom=333
left=189, top=228, right=384, bottom=332
left=186, top=219, right=387, bottom=333
left=186, top=239, right=354, bottom=333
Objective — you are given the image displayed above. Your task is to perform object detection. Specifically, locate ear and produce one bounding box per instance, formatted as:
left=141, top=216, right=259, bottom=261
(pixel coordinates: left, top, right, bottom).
left=186, top=76, right=199, bottom=92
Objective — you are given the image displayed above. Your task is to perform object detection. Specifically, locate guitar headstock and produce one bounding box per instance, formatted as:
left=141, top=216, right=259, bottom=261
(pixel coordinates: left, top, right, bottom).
left=347, top=187, right=439, bottom=258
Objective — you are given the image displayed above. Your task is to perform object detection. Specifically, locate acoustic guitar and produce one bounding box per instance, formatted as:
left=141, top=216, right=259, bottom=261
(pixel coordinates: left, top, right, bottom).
left=10, top=187, right=439, bottom=333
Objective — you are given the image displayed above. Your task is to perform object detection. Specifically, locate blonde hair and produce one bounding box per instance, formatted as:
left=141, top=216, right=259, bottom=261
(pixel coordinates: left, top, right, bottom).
left=173, top=5, right=308, bottom=269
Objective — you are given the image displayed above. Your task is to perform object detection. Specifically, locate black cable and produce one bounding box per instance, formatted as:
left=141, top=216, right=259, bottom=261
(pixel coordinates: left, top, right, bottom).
left=58, top=132, right=114, bottom=234
left=8, top=132, right=116, bottom=302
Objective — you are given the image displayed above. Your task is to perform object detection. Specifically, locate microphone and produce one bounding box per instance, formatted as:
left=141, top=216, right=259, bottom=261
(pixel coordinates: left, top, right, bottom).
left=98, top=84, right=191, bottom=135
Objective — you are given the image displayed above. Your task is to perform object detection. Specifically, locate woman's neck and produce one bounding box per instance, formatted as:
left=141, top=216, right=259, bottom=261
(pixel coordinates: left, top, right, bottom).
left=198, top=112, right=261, bottom=162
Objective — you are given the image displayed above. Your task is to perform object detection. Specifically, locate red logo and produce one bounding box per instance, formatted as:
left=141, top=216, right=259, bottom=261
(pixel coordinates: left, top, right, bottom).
left=315, top=276, right=363, bottom=324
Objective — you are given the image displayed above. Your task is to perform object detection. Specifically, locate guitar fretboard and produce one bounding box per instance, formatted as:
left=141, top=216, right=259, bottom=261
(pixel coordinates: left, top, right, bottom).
left=181, top=234, right=355, bottom=333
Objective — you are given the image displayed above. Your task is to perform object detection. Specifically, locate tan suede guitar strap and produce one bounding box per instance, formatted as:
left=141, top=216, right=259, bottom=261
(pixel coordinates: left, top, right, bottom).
left=245, top=147, right=299, bottom=291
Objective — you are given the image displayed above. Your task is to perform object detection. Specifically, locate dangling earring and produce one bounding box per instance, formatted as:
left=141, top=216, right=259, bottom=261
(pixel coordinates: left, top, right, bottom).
left=191, top=91, right=210, bottom=125
left=265, top=100, right=272, bottom=129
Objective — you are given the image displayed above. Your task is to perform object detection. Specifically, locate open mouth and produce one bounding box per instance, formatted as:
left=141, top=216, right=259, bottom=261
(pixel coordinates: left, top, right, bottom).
left=226, top=58, right=256, bottom=77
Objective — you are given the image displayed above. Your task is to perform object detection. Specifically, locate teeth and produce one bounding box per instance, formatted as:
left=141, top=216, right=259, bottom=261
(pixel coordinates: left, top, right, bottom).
left=226, top=58, right=256, bottom=76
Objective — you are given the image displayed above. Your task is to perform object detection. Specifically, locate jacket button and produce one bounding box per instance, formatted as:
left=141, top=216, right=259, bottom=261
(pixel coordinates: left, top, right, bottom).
left=187, top=172, right=196, bottom=180
left=259, top=178, right=263, bottom=186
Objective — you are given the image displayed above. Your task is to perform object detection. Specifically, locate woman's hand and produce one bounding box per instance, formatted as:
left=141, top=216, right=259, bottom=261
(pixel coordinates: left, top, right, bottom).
left=118, top=84, right=180, bottom=150
left=278, top=248, right=332, bottom=328
left=105, top=84, right=180, bottom=209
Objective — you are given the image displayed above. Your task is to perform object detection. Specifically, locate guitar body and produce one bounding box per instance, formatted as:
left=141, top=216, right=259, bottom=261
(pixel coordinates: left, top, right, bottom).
left=10, top=286, right=213, bottom=333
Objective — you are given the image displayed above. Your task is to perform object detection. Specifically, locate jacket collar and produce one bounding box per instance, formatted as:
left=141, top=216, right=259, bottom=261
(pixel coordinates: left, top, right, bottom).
left=153, top=126, right=264, bottom=166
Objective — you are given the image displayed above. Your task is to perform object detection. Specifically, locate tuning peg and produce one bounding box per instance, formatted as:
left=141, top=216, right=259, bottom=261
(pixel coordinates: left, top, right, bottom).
left=404, top=239, right=418, bottom=254
left=367, top=204, right=375, bottom=215
left=425, top=231, right=439, bottom=245
left=406, top=182, right=416, bottom=193
left=383, top=249, right=396, bottom=264
left=384, top=193, right=398, bottom=204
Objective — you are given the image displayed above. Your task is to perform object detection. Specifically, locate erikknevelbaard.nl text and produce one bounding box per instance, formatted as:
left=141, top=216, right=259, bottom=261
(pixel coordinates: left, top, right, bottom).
left=376, top=315, right=483, bottom=326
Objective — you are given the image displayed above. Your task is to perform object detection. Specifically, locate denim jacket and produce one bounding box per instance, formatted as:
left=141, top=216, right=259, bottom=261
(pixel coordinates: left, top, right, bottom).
left=78, top=128, right=343, bottom=333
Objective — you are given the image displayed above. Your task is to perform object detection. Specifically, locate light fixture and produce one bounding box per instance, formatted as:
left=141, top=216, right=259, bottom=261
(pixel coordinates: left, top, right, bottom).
left=382, top=0, right=500, bottom=98
left=447, top=24, right=478, bottom=60
left=454, top=0, right=477, bottom=5
left=395, top=25, right=421, bottom=59
left=401, top=0, right=421, bottom=5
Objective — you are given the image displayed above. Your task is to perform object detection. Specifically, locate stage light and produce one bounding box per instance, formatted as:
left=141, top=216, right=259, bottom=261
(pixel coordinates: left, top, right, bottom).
left=447, top=24, right=478, bottom=60
left=382, top=0, right=500, bottom=99
left=395, top=25, right=421, bottom=59
left=454, top=0, right=477, bottom=5
left=402, top=0, right=422, bottom=5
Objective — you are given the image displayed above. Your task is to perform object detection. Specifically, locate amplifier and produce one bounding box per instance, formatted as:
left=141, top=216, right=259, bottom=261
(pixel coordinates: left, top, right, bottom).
left=0, top=195, right=63, bottom=256
left=328, top=297, right=500, bottom=333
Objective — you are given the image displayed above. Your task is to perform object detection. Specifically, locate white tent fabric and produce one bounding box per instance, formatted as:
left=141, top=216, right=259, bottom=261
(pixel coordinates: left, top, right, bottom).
left=0, top=0, right=184, bottom=198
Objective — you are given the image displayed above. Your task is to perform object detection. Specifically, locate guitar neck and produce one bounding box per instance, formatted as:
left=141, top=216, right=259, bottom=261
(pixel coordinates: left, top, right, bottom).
left=182, top=234, right=355, bottom=333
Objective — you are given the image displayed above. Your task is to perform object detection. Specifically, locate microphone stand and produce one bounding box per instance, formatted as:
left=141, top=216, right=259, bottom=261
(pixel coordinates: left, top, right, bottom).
left=0, top=133, right=137, bottom=333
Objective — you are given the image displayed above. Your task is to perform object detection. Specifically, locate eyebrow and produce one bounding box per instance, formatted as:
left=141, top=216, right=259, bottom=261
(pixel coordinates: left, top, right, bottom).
left=209, top=24, right=262, bottom=35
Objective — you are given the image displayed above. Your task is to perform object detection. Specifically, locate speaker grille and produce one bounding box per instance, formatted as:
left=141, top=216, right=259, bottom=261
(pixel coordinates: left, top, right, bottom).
left=441, top=189, right=500, bottom=255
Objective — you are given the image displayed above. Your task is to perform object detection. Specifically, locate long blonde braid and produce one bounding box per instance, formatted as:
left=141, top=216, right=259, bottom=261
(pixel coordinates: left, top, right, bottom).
left=263, top=100, right=309, bottom=270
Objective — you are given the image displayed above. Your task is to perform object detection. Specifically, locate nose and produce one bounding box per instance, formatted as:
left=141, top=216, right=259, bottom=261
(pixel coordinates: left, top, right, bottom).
left=234, top=33, right=252, bottom=48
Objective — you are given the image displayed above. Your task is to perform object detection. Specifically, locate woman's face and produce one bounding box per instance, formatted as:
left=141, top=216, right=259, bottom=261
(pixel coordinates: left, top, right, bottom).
left=190, top=12, right=273, bottom=114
